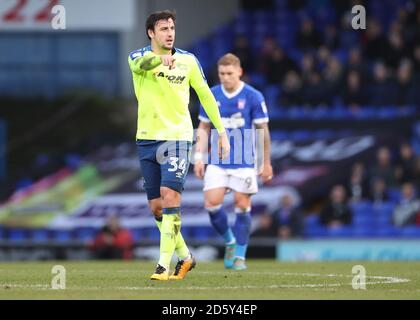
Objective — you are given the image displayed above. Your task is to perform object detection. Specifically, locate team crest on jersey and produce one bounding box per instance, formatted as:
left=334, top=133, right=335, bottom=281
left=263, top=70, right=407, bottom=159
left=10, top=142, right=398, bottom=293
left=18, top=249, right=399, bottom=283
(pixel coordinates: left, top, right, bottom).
left=237, top=99, right=246, bottom=109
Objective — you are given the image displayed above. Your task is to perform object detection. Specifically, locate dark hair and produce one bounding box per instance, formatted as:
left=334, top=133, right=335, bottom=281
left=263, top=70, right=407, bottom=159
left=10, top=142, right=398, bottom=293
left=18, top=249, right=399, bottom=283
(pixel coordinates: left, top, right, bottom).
left=145, top=10, right=176, bottom=40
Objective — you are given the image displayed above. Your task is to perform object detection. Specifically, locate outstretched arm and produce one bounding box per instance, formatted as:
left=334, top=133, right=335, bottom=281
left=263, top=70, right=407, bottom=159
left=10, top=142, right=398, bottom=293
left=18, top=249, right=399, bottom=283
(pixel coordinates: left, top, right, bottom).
left=128, top=53, right=176, bottom=73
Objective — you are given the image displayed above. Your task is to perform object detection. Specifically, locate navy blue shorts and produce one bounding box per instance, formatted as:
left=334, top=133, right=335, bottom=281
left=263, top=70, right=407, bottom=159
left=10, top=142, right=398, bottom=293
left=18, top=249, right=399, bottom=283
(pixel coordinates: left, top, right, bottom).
left=137, top=140, right=192, bottom=200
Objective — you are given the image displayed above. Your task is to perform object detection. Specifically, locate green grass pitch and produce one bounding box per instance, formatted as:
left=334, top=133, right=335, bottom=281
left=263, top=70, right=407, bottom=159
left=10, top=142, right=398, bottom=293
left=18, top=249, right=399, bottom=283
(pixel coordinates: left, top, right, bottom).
left=0, top=260, right=419, bottom=299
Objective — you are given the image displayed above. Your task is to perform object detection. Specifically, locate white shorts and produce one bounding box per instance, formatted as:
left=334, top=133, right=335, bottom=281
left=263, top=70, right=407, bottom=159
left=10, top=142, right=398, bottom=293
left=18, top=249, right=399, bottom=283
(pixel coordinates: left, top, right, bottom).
left=203, top=164, right=258, bottom=194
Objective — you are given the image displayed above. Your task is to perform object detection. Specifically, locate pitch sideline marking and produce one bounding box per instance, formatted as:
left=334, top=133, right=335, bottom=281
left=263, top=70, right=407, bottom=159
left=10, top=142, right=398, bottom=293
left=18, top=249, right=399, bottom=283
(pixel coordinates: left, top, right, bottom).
left=0, top=272, right=410, bottom=291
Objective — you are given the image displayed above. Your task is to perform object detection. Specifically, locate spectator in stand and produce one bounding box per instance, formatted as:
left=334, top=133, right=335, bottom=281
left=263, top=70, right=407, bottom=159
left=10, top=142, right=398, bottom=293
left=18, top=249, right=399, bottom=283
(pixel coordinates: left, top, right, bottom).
left=346, top=47, right=369, bottom=79
left=317, top=46, right=332, bottom=70
left=301, top=71, right=330, bottom=106
left=320, top=185, right=353, bottom=228
left=323, top=24, right=339, bottom=50
left=272, top=194, right=304, bottom=239
left=252, top=194, right=303, bottom=239
left=392, top=182, right=420, bottom=227
left=90, top=215, right=134, bottom=260
left=412, top=44, right=420, bottom=77
left=300, top=52, right=316, bottom=83
left=341, top=70, right=367, bottom=110
left=414, top=156, right=420, bottom=191
left=396, top=142, right=417, bottom=184
left=296, top=17, right=322, bottom=51
left=384, top=26, right=409, bottom=70
left=347, top=162, right=369, bottom=203
left=368, top=62, right=398, bottom=107
left=232, top=35, right=255, bottom=73
left=368, top=177, right=390, bottom=205
left=396, top=60, right=420, bottom=106
left=259, top=36, right=278, bottom=75
left=278, top=71, right=303, bottom=107
left=369, top=146, right=398, bottom=188
left=265, top=46, right=299, bottom=84
left=323, top=56, right=344, bottom=100
left=364, top=18, right=388, bottom=62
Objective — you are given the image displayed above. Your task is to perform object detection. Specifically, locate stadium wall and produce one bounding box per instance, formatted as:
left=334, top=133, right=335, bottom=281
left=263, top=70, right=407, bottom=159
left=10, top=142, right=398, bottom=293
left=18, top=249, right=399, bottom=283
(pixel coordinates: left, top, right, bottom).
left=277, top=240, right=420, bottom=261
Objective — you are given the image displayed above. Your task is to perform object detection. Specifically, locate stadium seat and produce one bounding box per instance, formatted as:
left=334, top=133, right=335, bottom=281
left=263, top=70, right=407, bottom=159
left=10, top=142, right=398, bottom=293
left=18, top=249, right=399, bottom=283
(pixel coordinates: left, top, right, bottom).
left=353, top=215, right=375, bottom=228
left=270, top=130, right=289, bottom=141
left=290, top=129, right=311, bottom=141
left=304, top=214, right=320, bottom=228
left=191, top=226, right=217, bottom=241
left=74, top=227, right=97, bottom=242
left=304, top=225, right=328, bottom=238
left=53, top=230, right=73, bottom=242
left=400, top=226, right=420, bottom=238
left=374, top=226, right=401, bottom=238
left=31, top=229, right=50, bottom=243
left=314, top=129, right=334, bottom=140
left=144, top=227, right=160, bottom=241
left=350, top=201, right=371, bottom=214
left=352, top=226, right=375, bottom=238
left=327, top=226, right=353, bottom=238
left=387, top=189, right=401, bottom=203
left=8, top=229, right=29, bottom=242
left=130, top=228, right=143, bottom=243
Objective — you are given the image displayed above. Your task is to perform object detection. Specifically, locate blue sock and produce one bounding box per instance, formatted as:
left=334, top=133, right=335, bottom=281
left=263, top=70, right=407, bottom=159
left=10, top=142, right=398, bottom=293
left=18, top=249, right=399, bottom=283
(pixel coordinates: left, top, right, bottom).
left=234, top=208, right=251, bottom=259
left=208, top=205, right=234, bottom=243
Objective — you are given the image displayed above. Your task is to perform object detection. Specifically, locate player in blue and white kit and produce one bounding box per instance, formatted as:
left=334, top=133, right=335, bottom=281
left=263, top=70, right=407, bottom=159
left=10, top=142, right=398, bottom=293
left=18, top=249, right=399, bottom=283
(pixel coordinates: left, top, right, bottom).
left=194, top=53, right=273, bottom=270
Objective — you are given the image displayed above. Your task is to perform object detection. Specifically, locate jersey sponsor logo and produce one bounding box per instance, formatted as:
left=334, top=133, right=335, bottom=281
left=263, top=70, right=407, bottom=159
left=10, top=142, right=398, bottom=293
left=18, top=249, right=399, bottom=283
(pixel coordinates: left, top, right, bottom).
left=154, top=72, right=186, bottom=84
left=221, top=112, right=245, bottom=129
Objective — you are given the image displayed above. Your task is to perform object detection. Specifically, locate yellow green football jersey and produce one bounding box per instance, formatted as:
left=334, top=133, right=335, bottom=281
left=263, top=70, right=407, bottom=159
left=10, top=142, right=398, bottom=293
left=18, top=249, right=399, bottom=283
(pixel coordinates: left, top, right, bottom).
left=128, top=46, right=225, bottom=141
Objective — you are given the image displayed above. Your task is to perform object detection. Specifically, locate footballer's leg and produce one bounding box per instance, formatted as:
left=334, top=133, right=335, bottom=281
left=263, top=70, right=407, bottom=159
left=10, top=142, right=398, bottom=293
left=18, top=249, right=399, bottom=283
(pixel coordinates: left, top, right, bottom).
left=149, top=199, right=191, bottom=262
left=159, top=141, right=196, bottom=280
left=232, top=192, right=252, bottom=271
left=138, top=140, right=170, bottom=280
left=203, top=165, right=236, bottom=269
left=229, top=168, right=258, bottom=271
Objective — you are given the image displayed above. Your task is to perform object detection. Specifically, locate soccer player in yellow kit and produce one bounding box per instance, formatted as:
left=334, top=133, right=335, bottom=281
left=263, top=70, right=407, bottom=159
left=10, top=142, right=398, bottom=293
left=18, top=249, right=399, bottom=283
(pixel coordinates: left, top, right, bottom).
left=128, top=10, right=230, bottom=280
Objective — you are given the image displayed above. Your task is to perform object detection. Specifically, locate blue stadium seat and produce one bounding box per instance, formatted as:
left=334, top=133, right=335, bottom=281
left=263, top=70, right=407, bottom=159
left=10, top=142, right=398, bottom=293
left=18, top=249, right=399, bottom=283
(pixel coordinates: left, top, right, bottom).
left=388, top=189, right=401, bottom=203
left=304, top=214, right=321, bottom=230
left=352, top=226, right=375, bottom=238
left=327, top=226, right=353, bottom=238
left=350, top=201, right=371, bottom=214
left=263, top=85, right=280, bottom=107
left=286, top=106, right=307, bottom=119
left=314, top=129, right=334, bottom=140
left=372, top=202, right=395, bottom=217
left=304, top=225, right=328, bottom=238
left=8, top=229, right=28, bottom=242
left=353, top=215, right=375, bottom=228
left=270, top=130, right=289, bottom=141
left=53, top=229, right=73, bottom=242
left=31, top=229, right=50, bottom=243
left=144, top=227, right=160, bottom=241
left=375, top=226, right=401, bottom=238
left=130, top=228, right=143, bottom=243
left=74, top=227, right=97, bottom=242
left=191, top=226, right=217, bottom=240
left=290, top=129, right=311, bottom=141
left=400, top=226, right=420, bottom=238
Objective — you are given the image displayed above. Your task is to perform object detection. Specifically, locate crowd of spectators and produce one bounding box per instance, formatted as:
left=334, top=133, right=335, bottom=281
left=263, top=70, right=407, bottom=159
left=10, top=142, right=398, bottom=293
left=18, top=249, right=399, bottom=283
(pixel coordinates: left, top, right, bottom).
left=229, top=0, right=420, bottom=109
